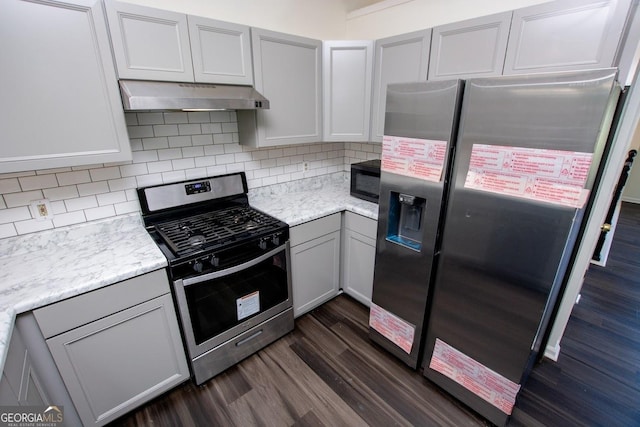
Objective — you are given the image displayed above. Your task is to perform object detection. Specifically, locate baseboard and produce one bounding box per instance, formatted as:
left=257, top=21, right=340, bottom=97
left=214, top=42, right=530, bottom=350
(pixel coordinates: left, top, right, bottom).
left=621, top=196, right=640, bottom=204
left=544, top=342, right=561, bottom=362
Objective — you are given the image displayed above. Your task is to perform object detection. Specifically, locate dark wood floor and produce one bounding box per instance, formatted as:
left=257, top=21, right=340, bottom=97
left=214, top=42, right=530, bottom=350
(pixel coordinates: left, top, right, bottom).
left=111, top=202, right=640, bottom=427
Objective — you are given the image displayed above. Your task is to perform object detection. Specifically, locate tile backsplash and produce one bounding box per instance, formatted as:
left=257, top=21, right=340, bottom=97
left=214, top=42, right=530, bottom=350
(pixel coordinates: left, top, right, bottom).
left=0, top=112, right=381, bottom=239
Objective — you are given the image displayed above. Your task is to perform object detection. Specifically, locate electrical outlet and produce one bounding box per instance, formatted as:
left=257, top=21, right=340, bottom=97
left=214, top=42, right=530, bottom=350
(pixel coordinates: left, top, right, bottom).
left=30, top=199, right=54, bottom=221
left=303, top=162, right=309, bottom=172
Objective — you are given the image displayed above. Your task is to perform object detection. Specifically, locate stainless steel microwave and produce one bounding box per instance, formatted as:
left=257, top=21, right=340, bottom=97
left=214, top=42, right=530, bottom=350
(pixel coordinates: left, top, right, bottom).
left=350, top=159, right=381, bottom=203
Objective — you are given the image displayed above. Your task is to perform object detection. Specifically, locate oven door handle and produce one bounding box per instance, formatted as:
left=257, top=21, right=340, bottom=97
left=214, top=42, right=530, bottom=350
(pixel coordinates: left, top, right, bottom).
left=181, top=244, right=287, bottom=287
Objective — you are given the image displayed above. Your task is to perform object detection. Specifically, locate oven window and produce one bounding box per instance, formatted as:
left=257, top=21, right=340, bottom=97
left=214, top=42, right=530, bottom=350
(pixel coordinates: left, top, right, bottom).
left=185, top=250, right=288, bottom=345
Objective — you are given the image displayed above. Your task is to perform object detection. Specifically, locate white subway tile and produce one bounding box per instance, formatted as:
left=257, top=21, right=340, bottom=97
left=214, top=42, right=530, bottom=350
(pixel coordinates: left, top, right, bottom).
left=97, top=191, right=127, bottom=206
left=130, top=139, right=144, bottom=151
left=65, top=196, right=98, bottom=212
left=4, top=190, right=43, bottom=208
left=147, top=161, right=173, bottom=174
left=269, top=166, right=284, bottom=176
left=15, top=219, right=54, bottom=235
left=50, top=201, right=67, bottom=214
left=201, top=123, right=222, bottom=134
left=108, top=177, right=138, bottom=192
left=168, top=136, right=193, bottom=148
left=254, top=169, right=269, bottom=179
left=179, top=124, right=202, bottom=135
left=244, top=161, right=261, bottom=171
left=260, top=159, right=277, bottom=168
left=162, top=170, right=186, bottom=183
left=284, top=164, right=298, bottom=174
left=206, top=165, right=227, bottom=176
left=53, top=211, right=86, bottom=228
left=216, top=154, right=235, bottom=165
left=125, top=189, right=138, bottom=201
left=136, top=174, right=163, bottom=188
left=0, top=206, right=31, bottom=223
left=0, top=223, right=17, bottom=239
left=204, top=145, right=224, bottom=156
left=262, top=176, right=277, bottom=186
left=164, top=112, right=188, bottom=124
left=137, top=112, right=164, bottom=125
left=85, top=205, right=116, bottom=221
left=0, top=171, right=35, bottom=179
left=309, top=145, right=322, bottom=154
left=77, top=181, right=110, bottom=196
left=222, top=122, right=238, bottom=133
left=181, top=146, right=204, bottom=158
left=142, top=137, right=170, bottom=150
left=18, top=174, right=58, bottom=191
left=226, top=163, right=244, bottom=173
left=210, top=111, right=230, bottom=122
left=188, top=111, right=211, bottom=123
left=158, top=148, right=183, bottom=160
left=296, top=146, right=310, bottom=155
left=195, top=156, right=217, bottom=168
left=232, top=133, right=239, bottom=143
left=277, top=174, right=291, bottom=183
left=153, top=124, right=179, bottom=137
left=229, top=111, right=237, bottom=122
left=120, top=163, right=148, bottom=177
left=36, top=167, right=72, bottom=174
left=251, top=150, right=268, bottom=161
left=132, top=150, right=158, bottom=163
left=57, top=170, right=91, bottom=186
left=224, top=144, right=243, bottom=154
left=0, top=178, right=21, bottom=194
left=247, top=178, right=262, bottom=189
left=0, top=196, right=5, bottom=209
left=115, top=200, right=140, bottom=215
left=90, top=166, right=121, bottom=182
left=213, top=133, right=233, bottom=144
left=276, top=157, right=291, bottom=167
left=172, top=158, right=195, bottom=170
left=125, top=113, right=138, bottom=126
left=73, top=163, right=104, bottom=171
left=127, top=125, right=154, bottom=138
left=290, top=155, right=304, bottom=163
left=192, top=134, right=214, bottom=146
left=185, top=168, right=208, bottom=180
left=234, top=152, right=252, bottom=162
left=283, top=147, right=297, bottom=156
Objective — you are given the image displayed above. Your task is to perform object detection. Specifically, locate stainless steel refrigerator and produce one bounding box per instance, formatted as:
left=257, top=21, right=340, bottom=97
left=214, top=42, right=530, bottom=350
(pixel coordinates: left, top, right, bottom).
left=368, top=79, right=464, bottom=368
left=421, top=69, right=620, bottom=426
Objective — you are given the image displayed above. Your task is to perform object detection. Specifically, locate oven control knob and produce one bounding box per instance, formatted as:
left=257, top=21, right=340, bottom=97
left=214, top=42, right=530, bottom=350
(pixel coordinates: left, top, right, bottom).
left=272, top=234, right=280, bottom=246
left=210, top=256, right=220, bottom=267
left=259, top=239, right=268, bottom=250
left=193, top=260, right=204, bottom=273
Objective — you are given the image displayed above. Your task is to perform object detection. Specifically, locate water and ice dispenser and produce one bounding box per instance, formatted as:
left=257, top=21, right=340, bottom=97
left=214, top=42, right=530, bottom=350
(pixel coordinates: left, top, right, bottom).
left=386, top=192, right=426, bottom=251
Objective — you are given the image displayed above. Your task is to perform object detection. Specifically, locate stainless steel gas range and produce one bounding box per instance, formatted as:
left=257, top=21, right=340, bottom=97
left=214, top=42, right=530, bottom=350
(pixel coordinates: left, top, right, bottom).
left=138, top=172, right=294, bottom=385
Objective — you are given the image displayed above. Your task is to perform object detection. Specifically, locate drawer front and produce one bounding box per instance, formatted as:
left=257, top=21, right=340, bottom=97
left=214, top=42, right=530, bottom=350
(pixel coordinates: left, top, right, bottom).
left=34, top=269, right=170, bottom=338
left=290, top=213, right=341, bottom=247
left=344, top=211, right=377, bottom=239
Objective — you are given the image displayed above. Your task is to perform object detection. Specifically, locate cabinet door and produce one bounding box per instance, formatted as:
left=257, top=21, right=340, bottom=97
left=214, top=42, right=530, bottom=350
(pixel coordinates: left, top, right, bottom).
left=503, top=0, right=632, bottom=75
left=291, top=226, right=341, bottom=318
left=2, top=327, right=48, bottom=407
left=429, top=11, right=512, bottom=80
left=0, top=374, right=19, bottom=406
left=323, top=41, right=374, bottom=142
left=240, top=28, right=322, bottom=147
left=188, top=16, right=253, bottom=85
left=105, top=0, right=194, bottom=82
left=370, top=30, right=431, bottom=143
left=342, top=228, right=376, bottom=307
left=46, top=294, right=189, bottom=427
left=0, top=0, right=131, bottom=173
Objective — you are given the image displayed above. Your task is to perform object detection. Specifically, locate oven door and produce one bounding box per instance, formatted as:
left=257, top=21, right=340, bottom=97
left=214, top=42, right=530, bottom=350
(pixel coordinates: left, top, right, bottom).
left=173, top=243, right=292, bottom=359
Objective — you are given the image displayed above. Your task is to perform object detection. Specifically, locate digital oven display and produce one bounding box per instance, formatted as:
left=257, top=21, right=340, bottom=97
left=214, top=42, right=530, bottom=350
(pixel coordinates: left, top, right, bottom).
left=185, top=181, right=211, bottom=195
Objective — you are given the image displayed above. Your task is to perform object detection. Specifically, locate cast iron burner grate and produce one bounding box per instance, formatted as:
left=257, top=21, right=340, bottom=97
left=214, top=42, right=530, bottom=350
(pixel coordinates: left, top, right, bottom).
left=156, top=206, right=280, bottom=256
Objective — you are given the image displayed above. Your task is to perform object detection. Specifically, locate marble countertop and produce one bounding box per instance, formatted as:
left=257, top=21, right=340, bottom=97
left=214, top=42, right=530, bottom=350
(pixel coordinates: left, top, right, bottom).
left=0, top=214, right=168, bottom=371
left=0, top=173, right=378, bottom=372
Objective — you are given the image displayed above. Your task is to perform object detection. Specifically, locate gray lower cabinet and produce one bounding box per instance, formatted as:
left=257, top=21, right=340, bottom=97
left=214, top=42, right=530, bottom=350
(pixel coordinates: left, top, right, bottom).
left=428, top=11, right=512, bottom=80
left=0, top=326, right=47, bottom=406
left=0, top=0, right=131, bottom=173
left=290, top=213, right=341, bottom=317
left=370, top=29, right=431, bottom=142
left=33, top=270, right=189, bottom=427
left=341, top=212, right=377, bottom=307
left=239, top=28, right=323, bottom=147
left=503, top=0, right=633, bottom=75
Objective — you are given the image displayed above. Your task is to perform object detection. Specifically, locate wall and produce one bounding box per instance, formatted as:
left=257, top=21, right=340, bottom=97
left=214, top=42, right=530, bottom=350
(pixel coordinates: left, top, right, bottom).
left=345, top=0, right=552, bottom=39
left=120, top=0, right=349, bottom=40
left=0, top=113, right=380, bottom=239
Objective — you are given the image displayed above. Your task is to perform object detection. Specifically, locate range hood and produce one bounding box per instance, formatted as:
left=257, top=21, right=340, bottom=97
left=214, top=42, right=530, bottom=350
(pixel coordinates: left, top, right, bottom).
left=118, top=80, right=269, bottom=111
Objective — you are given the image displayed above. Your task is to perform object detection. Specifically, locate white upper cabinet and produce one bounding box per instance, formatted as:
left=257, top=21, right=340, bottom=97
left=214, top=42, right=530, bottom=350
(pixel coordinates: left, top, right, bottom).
left=323, top=41, right=374, bottom=142
left=239, top=28, right=322, bottom=147
left=105, top=1, right=253, bottom=85
left=105, top=0, right=194, bottom=82
left=0, top=0, right=131, bottom=173
left=503, top=0, right=633, bottom=75
left=188, top=16, right=253, bottom=85
left=429, top=11, right=512, bottom=80
left=370, top=30, right=431, bottom=143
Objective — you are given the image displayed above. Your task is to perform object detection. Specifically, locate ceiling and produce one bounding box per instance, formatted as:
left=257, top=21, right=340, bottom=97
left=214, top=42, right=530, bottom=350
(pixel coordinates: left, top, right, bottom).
left=342, top=0, right=386, bottom=12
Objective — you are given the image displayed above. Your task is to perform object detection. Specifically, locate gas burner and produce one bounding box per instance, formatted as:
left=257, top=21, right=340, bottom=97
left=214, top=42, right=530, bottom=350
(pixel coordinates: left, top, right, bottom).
left=187, top=235, right=206, bottom=246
